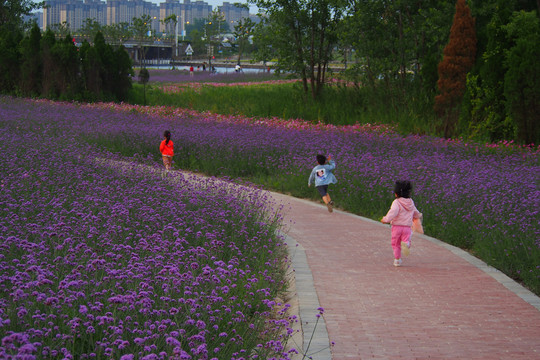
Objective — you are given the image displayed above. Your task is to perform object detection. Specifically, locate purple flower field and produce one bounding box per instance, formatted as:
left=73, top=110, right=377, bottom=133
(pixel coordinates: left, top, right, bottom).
left=75, top=98, right=538, bottom=294
left=0, top=97, right=298, bottom=359
left=1, top=94, right=539, bottom=359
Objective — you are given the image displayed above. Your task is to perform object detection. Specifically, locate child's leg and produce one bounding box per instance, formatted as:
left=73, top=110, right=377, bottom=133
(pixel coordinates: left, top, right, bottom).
left=404, top=227, right=412, bottom=248
left=317, top=186, right=330, bottom=204
left=162, top=156, right=171, bottom=170
left=391, top=226, right=402, bottom=260
left=162, top=156, right=168, bottom=169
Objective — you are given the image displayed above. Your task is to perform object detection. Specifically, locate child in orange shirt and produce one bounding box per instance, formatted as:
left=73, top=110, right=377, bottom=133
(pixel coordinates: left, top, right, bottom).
left=159, top=130, right=174, bottom=170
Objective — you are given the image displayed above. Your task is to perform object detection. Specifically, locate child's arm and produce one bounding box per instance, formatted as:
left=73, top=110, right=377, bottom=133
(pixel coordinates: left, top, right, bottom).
left=381, top=200, right=399, bottom=223
left=308, top=169, right=315, bottom=186
left=326, top=159, right=336, bottom=171
left=412, top=201, right=422, bottom=219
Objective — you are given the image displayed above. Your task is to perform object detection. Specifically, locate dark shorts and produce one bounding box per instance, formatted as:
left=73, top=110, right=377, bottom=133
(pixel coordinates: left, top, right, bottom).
left=316, top=185, right=329, bottom=197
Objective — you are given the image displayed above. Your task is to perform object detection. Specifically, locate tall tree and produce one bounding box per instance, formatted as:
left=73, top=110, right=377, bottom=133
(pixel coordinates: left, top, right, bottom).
left=0, top=0, right=39, bottom=93
left=0, top=29, right=21, bottom=93
left=131, top=14, right=151, bottom=65
left=80, top=18, right=102, bottom=42
left=343, top=0, right=453, bottom=91
left=111, top=44, right=133, bottom=101
left=503, top=10, right=540, bottom=144
left=50, top=34, right=80, bottom=97
left=434, top=0, right=477, bottom=138
left=204, top=10, right=225, bottom=68
left=162, top=14, right=178, bottom=39
left=40, top=29, right=58, bottom=97
left=104, top=22, right=131, bottom=45
left=234, top=17, right=255, bottom=65
left=254, top=0, right=346, bottom=98
left=464, top=0, right=515, bottom=141
left=0, top=0, right=42, bottom=30
left=18, top=22, right=42, bottom=96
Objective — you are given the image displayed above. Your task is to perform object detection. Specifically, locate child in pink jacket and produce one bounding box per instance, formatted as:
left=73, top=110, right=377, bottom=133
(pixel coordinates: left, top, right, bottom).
left=381, top=180, right=422, bottom=267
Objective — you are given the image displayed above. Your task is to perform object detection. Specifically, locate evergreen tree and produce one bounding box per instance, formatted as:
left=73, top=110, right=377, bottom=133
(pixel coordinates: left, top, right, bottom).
left=80, top=32, right=132, bottom=101
left=18, top=22, right=43, bottom=96
left=464, top=0, right=515, bottom=141
left=40, top=29, right=58, bottom=97
left=0, top=30, right=22, bottom=94
left=503, top=10, right=540, bottom=144
left=138, top=67, right=149, bottom=105
left=111, top=45, right=133, bottom=101
left=94, top=31, right=115, bottom=98
left=80, top=40, right=101, bottom=98
left=50, top=34, right=80, bottom=98
left=435, top=0, right=477, bottom=138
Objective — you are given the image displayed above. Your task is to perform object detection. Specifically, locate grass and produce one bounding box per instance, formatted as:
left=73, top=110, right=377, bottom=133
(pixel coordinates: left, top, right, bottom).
left=128, top=69, right=441, bottom=137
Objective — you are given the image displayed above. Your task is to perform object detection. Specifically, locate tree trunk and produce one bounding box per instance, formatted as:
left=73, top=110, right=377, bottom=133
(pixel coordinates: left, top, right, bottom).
left=291, top=19, right=308, bottom=93
left=309, top=14, right=316, bottom=98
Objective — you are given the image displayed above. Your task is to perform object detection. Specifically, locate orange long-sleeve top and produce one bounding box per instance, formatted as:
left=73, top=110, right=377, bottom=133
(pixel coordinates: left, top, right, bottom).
left=160, top=139, right=174, bottom=156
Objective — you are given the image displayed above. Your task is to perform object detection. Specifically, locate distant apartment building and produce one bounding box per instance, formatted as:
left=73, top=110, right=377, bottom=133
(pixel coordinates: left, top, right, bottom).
left=218, top=2, right=248, bottom=27
left=158, top=0, right=213, bottom=36
left=106, top=0, right=159, bottom=29
left=41, top=0, right=249, bottom=33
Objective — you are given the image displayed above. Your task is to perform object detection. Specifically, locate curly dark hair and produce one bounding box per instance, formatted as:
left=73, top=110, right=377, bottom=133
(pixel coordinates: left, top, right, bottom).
left=394, top=180, right=412, bottom=198
left=316, top=154, right=327, bottom=165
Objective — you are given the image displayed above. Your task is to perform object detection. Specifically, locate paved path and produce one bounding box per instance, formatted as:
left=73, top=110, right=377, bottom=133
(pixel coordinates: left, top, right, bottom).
left=270, top=192, right=540, bottom=360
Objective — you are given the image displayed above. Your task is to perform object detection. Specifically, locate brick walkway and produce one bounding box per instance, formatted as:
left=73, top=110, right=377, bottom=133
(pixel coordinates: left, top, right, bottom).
left=270, top=192, right=540, bottom=360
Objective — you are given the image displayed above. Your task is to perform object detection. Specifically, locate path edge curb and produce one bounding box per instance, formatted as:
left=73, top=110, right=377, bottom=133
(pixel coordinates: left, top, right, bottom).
left=284, top=234, right=333, bottom=360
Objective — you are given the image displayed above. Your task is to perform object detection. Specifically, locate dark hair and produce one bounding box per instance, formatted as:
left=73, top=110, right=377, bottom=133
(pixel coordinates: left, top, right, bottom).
left=163, top=130, right=171, bottom=145
left=316, top=154, right=326, bottom=165
left=394, top=180, right=412, bottom=198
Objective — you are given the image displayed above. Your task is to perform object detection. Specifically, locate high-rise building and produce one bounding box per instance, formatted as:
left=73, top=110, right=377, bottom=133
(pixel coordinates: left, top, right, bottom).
left=218, top=2, right=249, bottom=28
left=106, top=0, right=159, bottom=29
left=40, top=0, right=249, bottom=33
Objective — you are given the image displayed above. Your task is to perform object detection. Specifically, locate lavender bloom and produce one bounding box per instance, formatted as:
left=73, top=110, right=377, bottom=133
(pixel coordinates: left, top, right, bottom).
left=0, top=96, right=294, bottom=359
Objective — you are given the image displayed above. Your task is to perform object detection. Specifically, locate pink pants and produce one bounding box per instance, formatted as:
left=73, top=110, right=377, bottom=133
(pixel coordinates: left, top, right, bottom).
left=391, top=225, right=412, bottom=259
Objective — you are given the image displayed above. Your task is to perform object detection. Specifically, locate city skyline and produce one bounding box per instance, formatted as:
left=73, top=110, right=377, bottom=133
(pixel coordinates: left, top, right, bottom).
left=34, top=0, right=256, bottom=34
left=148, top=0, right=258, bottom=13
left=33, top=0, right=259, bottom=14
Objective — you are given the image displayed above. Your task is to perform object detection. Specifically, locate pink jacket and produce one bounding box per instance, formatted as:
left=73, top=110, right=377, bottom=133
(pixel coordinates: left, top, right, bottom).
left=382, top=197, right=422, bottom=227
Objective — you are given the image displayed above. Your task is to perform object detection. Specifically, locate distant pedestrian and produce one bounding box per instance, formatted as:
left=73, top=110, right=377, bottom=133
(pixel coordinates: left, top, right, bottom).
left=308, top=154, right=337, bottom=212
left=159, top=130, right=174, bottom=171
left=189, top=66, right=194, bottom=77
left=381, top=180, right=422, bottom=267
